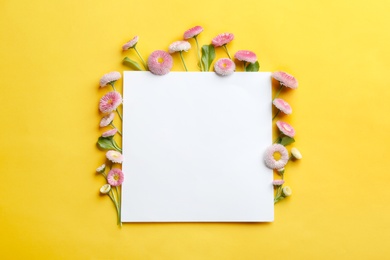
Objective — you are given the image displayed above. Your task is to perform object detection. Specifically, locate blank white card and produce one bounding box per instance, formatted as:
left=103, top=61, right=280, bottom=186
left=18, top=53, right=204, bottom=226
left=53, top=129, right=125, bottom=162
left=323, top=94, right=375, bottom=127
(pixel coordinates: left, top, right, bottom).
left=121, top=72, right=273, bottom=222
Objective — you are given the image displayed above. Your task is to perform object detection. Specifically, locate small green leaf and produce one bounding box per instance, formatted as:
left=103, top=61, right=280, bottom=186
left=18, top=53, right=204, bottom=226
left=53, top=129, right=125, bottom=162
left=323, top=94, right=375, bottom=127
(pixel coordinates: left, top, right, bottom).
left=201, top=44, right=216, bottom=71
left=280, top=136, right=295, bottom=146
left=123, top=57, right=142, bottom=71
left=97, top=136, right=122, bottom=152
left=245, top=61, right=260, bottom=72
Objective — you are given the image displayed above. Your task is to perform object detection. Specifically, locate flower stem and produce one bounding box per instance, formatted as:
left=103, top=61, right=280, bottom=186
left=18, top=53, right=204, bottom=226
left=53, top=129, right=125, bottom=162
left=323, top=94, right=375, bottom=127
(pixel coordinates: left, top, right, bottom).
left=109, top=82, right=117, bottom=92
left=179, top=51, right=188, bottom=71
left=273, top=134, right=281, bottom=144
left=134, top=46, right=148, bottom=70
left=273, top=84, right=284, bottom=100
left=110, top=123, right=122, bottom=136
left=194, top=36, right=203, bottom=71
left=223, top=45, right=232, bottom=59
left=116, top=108, right=123, bottom=121
left=108, top=190, right=121, bottom=226
left=243, top=61, right=247, bottom=71
left=272, top=110, right=280, bottom=121
left=115, top=186, right=121, bottom=224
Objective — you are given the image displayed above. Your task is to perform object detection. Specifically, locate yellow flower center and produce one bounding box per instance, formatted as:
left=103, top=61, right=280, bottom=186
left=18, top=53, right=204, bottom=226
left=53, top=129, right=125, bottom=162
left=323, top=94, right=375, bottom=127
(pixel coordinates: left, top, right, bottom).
left=114, top=174, right=119, bottom=181
left=108, top=98, right=113, bottom=105
left=273, top=152, right=281, bottom=160
left=158, top=57, right=164, bottom=63
left=222, top=62, right=227, bottom=68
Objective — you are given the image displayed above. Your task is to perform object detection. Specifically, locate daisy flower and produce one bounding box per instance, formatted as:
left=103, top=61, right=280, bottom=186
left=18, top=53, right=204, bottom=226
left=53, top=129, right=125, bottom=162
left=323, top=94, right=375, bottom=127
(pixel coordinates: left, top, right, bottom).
left=106, top=150, right=123, bottom=164
left=147, top=50, right=173, bottom=75
left=273, top=180, right=285, bottom=186
left=99, top=72, right=121, bottom=89
left=264, top=144, right=289, bottom=170
left=99, top=91, right=122, bottom=114
left=102, top=128, right=117, bottom=137
left=100, top=113, right=115, bottom=127
left=107, top=168, right=124, bottom=187
left=273, top=98, right=292, bottom=115
left=291, top=147, right=302, bottom=160
left=234, top=50, right=257, bottom=64
left=272, top=71, right=298, bottom=89
left=122, top=35, right=139, bottom=50
left=214, top=58, right=235, bottom=76
left=183, top=26, right=204, bottom=39
left=282, top=186, right=292, bottom=196
left=100, top=184, right=111, bottom=194
left=169, top=41, right=191, bottom=71
left=96, top=164, right=106, bottom=173
left=212, top=33, right=234, bottom=59
left=276, top=121, right=296, bottom=138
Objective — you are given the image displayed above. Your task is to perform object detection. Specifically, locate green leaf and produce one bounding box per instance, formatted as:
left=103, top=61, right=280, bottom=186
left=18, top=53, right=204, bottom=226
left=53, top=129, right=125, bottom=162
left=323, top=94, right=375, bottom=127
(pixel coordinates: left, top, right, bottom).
left=280, top=136, right=295, bottom=146
left=245, top=61, right=260, bottom=72
left=97, top=136, right=122, bottom=152
left=123, top=57, right=142, bottom=71
left=201, top=44, right=216, bottom=71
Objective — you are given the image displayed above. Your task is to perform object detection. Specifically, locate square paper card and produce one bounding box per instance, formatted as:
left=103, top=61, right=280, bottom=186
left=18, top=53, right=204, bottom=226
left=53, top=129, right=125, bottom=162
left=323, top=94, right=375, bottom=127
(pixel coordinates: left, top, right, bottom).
left=121, top=72, right=273, bottom=222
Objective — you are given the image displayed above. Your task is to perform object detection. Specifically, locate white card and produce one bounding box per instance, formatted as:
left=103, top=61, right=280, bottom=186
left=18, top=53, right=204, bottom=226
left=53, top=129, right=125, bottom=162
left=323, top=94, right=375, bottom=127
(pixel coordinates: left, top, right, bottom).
left=121, top=72, right=273, bottom=222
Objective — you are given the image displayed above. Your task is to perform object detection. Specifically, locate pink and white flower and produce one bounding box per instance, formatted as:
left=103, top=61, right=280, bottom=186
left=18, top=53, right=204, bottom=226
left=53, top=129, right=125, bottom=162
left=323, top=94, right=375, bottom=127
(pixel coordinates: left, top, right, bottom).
left=122, top=36, right=139, bottom=50
left=99, top=113, right=115, bottom=127
left=214, top=58, right=235, bottom=76
left=96, top=164, right=106, bottom=173
left=99, top=72, right=121, bottom=88
left=272, top=71, right=298, bottom=89
left=102, top=128, right=117, bottom=137
left=273, top=180, right=285, bottom=186
left=99, top=91, right=123, bottom=113
left=273, top=98, right=292, bottom=115
left=264, top=144, right=289, bottom=170
left=147, top=50, right=173, bottom=76
left=106, top=150, right=123, bottom=164
left=168, top=41, right=191, bottom=53
left=107, top=168, right=124, bottom=187
left=276, top=121, right=296, bottom=138
left=212, top=33, right=234, bottom=47
left=183, top=26, right=204, bottom=39
left=234, top=50, right=257, bottom=64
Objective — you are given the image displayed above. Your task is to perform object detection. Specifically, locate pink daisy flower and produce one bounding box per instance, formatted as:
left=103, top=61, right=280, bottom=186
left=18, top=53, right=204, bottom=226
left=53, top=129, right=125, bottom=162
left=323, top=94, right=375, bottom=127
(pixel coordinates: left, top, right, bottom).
left=234, top=50, right=257, bottom=64
left=102, top=128, right=118, bottom=137
left=122, top=35, right=139, bottom=50
left=99, top=72, right=121, bottom=88
left=168, top=41, right=191, bottom=53
left=214, top=58, right=235, bottom=76
left=107, top=168, right=124, bottom=187
left=106, top=150, right=123, bottom=164
left=99, top=91, right=122, bottom=114
left=147, top=50, right=173, bottom=75
left=273, top=98, right=292, bottom=115
left=273, top=180, right=285, bottom=186
left=99, top=113, right=115, bottom=127
left=211, top=33, right=234, bottom=47
left=276, top=121, right=296, bottom=138
left=183, top=25, right=204, bottom=39
left=272, top=71, right=298, bottom=89
left=264, top=144, right=289, bottom=170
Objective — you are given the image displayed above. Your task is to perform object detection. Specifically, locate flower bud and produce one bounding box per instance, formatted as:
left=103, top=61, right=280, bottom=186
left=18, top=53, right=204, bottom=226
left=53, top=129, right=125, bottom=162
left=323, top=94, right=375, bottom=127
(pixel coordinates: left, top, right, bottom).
left=100, top=184, right=111, bottom=194
left=282, top=186, right=292, bottom=196
left=291, top=148, right=302, bottom=160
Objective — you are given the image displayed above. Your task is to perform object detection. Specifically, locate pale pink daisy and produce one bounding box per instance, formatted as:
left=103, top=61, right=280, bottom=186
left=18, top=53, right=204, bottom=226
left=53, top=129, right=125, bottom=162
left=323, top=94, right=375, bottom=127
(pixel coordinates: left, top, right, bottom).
left=264, top=144, right=289, bottom=170
left=212, top=33, right=234, bottom=47
left=272, top=71, right=298, bottom=89
left=107, top=168, right=124, bottom=187
left=214, top=58, right=235, bottom=76
left=99, top=113, right=115, bottom=127
left=234, top=50, right=257, bottom=64
left=99, top=72, right=121, bottom=88
left=168, top=41, right=191, bottom=53
left=183, top=26, right=204, bottom=39
left=99, top=91, right=122, bottom=114
left=100, top=184, right=111, bottom=194
left=273, top=98, right=292, bottom=115
left=106, top=150, right=123, bottom=164
left=273, top=180, right=285, bottom=186
left=147, top=50, right=173, bottom=75
left=96, top=164, right=106, bottom=173
left=122, top=35, right=139, bottom=50
left=276, top=121, right=296, bottom=138
left=102, top=128, right=117, bottom=137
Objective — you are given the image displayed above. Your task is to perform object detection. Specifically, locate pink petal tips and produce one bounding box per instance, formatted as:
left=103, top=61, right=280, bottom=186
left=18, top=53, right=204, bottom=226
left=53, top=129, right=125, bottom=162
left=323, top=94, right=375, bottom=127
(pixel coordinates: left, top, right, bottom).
left=106, top=150, right=123, bottom=164
left=276, top=121, right=296, bottom=138
left=122, top=35, right=139, bottom=51
left=99, top=71, right=121, bottom=88
left=264, top=144, right=289, bottom=170
left=234, top=50, right=257, bottom=64
left=147, top=50, right=173, bottom=76
left=212, top=33, right=234, bottom=47
left=273, top=180, right=285, bottom=186
left=273, top=98, right=292, bottom=115
left=99, top=113, right=115, bottom=127
left=107, top=168, right=124, bottom=187
left=168, top=41, right=191, bottom=53
left=99, top=91, right=123, bottom=114
left=183, top=25, right=204, bottom=39
left=102, top=128, right=117, bottom=137
left=272, top=71, right=298, bottom=89
left=214, top=58, right=235, bottom=76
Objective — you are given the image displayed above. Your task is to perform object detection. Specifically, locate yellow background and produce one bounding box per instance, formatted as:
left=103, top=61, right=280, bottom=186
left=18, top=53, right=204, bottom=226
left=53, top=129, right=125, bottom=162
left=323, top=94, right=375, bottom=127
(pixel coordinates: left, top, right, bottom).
left=1, top=0, right=389, bottom=259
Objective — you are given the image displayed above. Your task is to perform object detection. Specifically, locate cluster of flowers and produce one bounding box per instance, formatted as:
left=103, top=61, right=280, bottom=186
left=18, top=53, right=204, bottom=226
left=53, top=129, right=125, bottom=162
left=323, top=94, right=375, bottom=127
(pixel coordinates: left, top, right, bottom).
left=264, top=71, right=302, bottom=203
left=96, top=72, right=125, bottom=226
left=122, top=25, right=260, bottom=76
